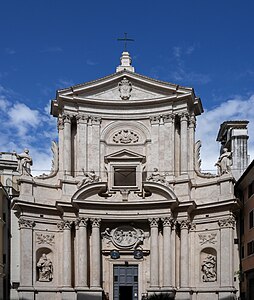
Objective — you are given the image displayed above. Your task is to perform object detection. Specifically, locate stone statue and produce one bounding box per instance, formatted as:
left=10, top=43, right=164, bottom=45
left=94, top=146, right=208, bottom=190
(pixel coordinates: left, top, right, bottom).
left=77, top=169, right=100, bottom=188
left=14, top=148, right=33, bottom=176
left=201, top=254, right=216, bottom=282
left=215, top=148, right=232, bottom=175
left=37, top=253, right=53, bottom=282
left=147, top=168, right=168, bottom=186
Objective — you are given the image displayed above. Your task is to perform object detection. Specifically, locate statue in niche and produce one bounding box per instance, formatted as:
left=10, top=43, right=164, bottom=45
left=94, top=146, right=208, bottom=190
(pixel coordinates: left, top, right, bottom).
left=147, top=168, right=169, bottom=186
left=14, top=148, right=33, bottom=176
left=215, top=148, right=232, bottom=175
left=37, top=253, right=53, bottom=282
left=77, top=169, right=100, bottom=188
left=201, top=254, right=216, bottom=282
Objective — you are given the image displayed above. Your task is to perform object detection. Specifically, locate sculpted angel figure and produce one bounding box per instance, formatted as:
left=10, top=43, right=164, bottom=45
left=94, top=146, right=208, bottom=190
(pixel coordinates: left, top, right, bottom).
left=14, top=148, right=33, bottom=176
left=215, top=148, right=232, bottom=175
left=77, top=169, right=100, bottom=188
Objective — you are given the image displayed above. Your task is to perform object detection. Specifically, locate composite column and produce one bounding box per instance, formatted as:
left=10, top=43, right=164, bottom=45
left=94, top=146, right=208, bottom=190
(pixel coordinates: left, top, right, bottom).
left=91, top=218, right=101, bottom=288
left=180, top=219, right=190, bottom=288
left=63, top=114, right=72, bottom=176
left=180, top=113, right=188, bottom=175
left=75, top=217, right=88, bottom=288
left=149, top=217, right=159, bottom=288
left=61, top=220, right=72, bottom=287
left=162, top=217, right=172, bottom=288
left=150, top=116, right=160, bottom=171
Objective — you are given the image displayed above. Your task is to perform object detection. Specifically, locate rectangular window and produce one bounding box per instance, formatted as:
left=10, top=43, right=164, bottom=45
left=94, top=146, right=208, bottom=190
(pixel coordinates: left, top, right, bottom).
left=247, top=240, right=254, bottom=256
left=249, top=210, right=254, bottom=229
left=114, top=167, right=136, bottom=186
left=248, top=181, right=254, bottom=198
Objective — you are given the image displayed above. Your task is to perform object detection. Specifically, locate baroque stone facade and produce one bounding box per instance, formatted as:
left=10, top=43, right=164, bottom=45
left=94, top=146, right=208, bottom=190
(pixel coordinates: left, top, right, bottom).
left=11, top=52, right=245, bottom=300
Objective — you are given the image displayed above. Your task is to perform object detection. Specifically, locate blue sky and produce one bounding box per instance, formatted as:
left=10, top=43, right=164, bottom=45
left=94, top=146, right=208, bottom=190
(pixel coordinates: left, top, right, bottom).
left=1, top=0, right=254, bottom=174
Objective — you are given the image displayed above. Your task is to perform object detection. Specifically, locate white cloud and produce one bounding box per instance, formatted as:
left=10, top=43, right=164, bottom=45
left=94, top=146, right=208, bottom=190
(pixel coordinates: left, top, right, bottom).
left=8, top=103, right=41, bottom=136
left=196, top=94, right=254, bottom=173
left=0, top=85, right=57, bottom=176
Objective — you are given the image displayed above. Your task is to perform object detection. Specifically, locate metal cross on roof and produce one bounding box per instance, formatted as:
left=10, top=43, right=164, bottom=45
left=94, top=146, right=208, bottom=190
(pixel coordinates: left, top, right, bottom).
left=117, top=33, right=134, bottom=51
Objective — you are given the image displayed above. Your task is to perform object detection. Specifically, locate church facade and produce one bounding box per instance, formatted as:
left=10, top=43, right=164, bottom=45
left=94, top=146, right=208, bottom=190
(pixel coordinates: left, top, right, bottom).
left=12, top=52, right=247, bottom=300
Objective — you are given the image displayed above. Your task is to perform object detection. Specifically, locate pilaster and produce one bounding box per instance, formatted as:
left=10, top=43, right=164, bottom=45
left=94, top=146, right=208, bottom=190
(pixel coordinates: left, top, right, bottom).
left=19, top=217, right=35, bottom=288
left=218, top=216, right=235, bottom=287
left=76, top=114, right=88, bottom=176
left=58, top=220, right=73, bottom=288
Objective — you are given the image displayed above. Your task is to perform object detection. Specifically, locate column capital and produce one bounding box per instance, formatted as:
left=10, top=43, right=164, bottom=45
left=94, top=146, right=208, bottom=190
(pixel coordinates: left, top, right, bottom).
left=189, top=114, right=196, bottom=129
left=218, top=216, right=235, bottom=228
left=180, top=112, right=189, bottom=122
left=75, top=217, right=88, bottom=229
left=57, top=219, right=73, bottom=231
left=91, top=218, right=101, bottom=228
left=62, top=113, right=71, bottom=124
left=57, top=116, right=64, bottom=130
left=150, top=115, right=160, bottom=125
left=163, top=114, right=175, bottom=124
left=161, top=217, right=173, bottom=227
left=18, top=217, right=35, bottom=229
left=148, top=217, right=159, bottom=227
left=90, top=116, right=101, bottom=125
left=180, top=219, right=190, bottom=230
left=76, top=114, right=89, bottom=124
left=189, top=222, right=196, bottom=231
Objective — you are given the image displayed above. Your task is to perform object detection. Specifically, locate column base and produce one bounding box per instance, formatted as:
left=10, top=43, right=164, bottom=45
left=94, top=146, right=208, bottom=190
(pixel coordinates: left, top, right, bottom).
left=175, top=288, right=192, bottom=300
left=147, top=288, right=176, bottom=299
left=77, top=290, right=103, bottom=300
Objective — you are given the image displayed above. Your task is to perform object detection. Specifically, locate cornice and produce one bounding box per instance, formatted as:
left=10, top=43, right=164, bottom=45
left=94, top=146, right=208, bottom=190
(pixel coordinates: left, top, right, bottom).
left=57, top=70, right=194, bottom=96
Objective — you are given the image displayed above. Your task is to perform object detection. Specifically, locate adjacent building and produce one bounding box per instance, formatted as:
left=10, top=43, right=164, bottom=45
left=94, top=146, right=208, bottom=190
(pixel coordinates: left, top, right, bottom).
left=11, top=52, right=249, bottom=300
left=235, top=159, right=254, bottom=300
left=0, top=152, right=19, bottom=300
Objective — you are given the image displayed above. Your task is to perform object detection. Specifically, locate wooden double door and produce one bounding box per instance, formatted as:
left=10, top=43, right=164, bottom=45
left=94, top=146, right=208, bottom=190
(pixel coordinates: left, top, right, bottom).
left=113, top=265, right=138, bottom=300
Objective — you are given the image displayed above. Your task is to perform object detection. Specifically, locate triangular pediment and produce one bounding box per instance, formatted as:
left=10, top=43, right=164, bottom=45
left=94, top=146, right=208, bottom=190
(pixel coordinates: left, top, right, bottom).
left=104, top=149, right=146, bottom=163
left=57, top=70, right=194, bottom=102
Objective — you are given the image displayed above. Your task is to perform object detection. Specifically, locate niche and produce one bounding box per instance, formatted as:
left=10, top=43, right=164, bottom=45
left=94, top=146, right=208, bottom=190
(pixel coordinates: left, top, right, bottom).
left=200, top=247, right=217, bottom=282
left=36, top=247, right=53, bottom=282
